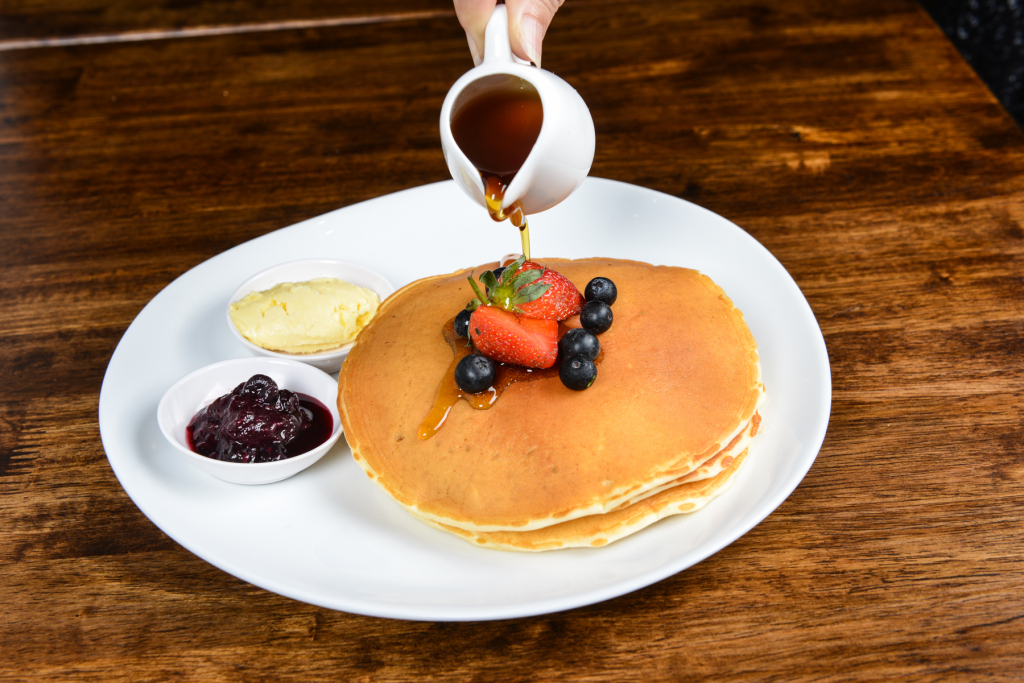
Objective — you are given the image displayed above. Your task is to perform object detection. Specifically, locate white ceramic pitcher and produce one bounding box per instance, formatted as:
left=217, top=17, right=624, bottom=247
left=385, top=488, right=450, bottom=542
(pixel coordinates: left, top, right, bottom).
left=439, top=4, right=596, bottom=217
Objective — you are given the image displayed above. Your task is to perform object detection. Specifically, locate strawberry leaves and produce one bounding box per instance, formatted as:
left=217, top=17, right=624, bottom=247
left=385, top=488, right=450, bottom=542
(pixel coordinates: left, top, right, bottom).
left=479, top=269, right=500, bottom=292
left=466, top=275, right=488, bottom=312
left=465, top=255, right=550, bottom=314
left=512, top=282, right=548, bottom=306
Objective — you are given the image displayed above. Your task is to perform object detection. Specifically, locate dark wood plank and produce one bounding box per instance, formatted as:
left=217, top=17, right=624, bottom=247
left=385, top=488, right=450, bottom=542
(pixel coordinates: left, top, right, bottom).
left=1, top=0, right=1023, bottom=680
left=0, top=0, right=454, bottom=42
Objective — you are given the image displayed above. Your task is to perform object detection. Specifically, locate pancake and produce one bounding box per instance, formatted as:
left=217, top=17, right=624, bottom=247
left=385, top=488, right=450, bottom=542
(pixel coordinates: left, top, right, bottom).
left=422, top=449, right=749, bottom=552
left=609, top=410, right=760, bottom=511
left=338, top=258, right=763, bottom=536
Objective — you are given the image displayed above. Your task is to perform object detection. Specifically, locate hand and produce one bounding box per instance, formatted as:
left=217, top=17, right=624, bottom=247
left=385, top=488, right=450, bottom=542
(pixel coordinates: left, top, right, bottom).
left=454, top=0, right=565, bottom=69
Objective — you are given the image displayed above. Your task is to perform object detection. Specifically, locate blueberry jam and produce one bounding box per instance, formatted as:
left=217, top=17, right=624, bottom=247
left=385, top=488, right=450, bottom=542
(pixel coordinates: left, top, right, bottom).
left=186, top=374, right=333, bottom=463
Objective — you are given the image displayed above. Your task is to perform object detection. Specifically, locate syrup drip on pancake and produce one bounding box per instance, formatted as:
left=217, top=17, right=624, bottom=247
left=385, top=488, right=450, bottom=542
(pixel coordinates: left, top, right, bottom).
left=417, top=317, right=602, bottom=439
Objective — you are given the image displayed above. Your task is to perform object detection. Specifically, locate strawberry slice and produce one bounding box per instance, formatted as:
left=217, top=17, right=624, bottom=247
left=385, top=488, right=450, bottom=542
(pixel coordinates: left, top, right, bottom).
left=468, top=306, right=558, bottom=369
left=509, top=261, right=583, bottom=321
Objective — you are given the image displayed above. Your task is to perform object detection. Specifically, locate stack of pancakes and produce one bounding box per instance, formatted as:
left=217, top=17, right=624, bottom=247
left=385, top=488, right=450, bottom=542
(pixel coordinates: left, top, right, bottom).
left=338, top=258, right=764, bottom=551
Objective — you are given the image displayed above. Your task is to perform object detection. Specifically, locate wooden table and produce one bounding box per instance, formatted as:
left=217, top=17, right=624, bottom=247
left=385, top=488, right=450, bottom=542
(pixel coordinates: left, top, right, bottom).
left=3, top=0, right=1022, bottom=679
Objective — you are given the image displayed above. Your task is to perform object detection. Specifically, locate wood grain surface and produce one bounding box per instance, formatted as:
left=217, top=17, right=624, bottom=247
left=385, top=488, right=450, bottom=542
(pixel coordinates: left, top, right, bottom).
left=2, top=0, right=1023, bottom=680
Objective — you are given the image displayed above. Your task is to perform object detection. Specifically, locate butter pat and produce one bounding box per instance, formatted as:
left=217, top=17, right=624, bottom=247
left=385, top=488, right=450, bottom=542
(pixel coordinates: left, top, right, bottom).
left=230, top=277, right=380, bottom=354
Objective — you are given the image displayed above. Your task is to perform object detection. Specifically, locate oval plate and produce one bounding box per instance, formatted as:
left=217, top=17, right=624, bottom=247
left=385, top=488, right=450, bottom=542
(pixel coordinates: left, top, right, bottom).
left=99, top=178, right=831, bottom=621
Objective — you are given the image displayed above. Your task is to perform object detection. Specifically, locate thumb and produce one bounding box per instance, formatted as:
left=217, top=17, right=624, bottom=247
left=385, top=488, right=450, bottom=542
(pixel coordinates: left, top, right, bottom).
left=507, top=0, right=564, bottom=68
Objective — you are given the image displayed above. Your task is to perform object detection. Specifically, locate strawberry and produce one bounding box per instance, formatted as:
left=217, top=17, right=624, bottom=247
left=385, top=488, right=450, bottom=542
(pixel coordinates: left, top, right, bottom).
left=464, top=255, right=583, bottom=322
left=468, top=306, right=558, bottom=369
left=508, top=261, right=583, bottom=321
left=461, top=256, right=577, bottom=369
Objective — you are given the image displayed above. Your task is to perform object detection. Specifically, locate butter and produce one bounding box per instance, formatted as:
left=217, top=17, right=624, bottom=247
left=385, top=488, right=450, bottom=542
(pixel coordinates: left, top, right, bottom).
left=230, top=277, right=380, bottom=354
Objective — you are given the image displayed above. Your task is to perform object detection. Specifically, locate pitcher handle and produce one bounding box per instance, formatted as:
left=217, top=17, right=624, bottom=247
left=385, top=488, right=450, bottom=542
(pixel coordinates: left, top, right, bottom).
left=483, top=5, right=514, bottom=64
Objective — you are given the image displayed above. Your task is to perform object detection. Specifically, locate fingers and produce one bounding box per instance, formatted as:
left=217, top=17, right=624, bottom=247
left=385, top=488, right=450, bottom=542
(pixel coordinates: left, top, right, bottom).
left=454, top=0, right=497, bottom=66
left=507, top=0, right=564, bottom=68
left=454, top=0, right=564, bottom=69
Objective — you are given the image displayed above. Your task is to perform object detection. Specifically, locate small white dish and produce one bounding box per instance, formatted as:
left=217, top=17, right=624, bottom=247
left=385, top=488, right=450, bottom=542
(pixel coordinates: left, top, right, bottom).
left=156, top=357, right=343, bottom=485
left=226, top=259, right=395, bottom=373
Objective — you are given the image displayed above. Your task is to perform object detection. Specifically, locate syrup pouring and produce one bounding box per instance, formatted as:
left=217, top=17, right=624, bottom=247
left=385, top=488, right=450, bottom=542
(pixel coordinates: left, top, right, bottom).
left=439, top=4, right=595, bottom=259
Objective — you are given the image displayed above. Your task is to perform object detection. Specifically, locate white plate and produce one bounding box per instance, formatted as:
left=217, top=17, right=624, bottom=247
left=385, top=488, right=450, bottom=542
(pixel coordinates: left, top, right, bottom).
left=99, top=178, right=831, bottom=621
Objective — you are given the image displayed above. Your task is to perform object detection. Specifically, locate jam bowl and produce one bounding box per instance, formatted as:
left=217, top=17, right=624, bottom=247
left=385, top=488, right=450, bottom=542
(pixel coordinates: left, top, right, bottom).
left=157, top=357, right=344, bottom=485
left=226, top=259, right=395, bottom=374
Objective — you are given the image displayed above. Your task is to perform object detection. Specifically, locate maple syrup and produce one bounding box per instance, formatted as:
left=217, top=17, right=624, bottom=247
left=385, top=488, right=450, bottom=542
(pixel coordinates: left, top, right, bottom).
left=450, top=75, right=542, bottom=259
left=418, top=316, right=603, bottom=439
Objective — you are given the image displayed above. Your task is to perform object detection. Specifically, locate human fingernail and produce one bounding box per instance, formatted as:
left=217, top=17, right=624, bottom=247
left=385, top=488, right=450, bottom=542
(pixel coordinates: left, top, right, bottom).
left=466, top=30, right=482, bottom=66
left=519, top=15, right=544, bottom=68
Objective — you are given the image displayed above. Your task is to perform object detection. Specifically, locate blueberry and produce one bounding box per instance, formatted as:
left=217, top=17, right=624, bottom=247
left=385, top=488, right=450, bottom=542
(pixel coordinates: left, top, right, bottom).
left=454, top=354, right=496, bottom=394
left=454, top=308, right=471, bottom=338
left=584, top=277, right=617, bottom=306
left=558, top=328, right=600, bottom=361
left=236, top=374, right=279, bottom=403
left=580, top=300, right=613, bottom=334
left=560, top=355, right=597, bottom=390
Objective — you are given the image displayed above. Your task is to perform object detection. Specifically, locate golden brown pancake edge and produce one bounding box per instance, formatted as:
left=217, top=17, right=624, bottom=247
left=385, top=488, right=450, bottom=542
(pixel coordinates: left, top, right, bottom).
left=420, top=448, right=751, bottom=552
